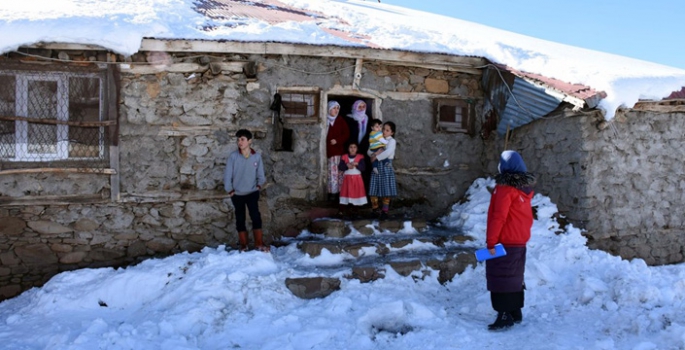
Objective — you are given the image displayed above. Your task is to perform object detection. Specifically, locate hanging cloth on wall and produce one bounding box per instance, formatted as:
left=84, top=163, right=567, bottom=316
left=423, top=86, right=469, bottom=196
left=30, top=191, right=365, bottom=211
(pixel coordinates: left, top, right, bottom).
left=270, top=93, right=293, bottom=152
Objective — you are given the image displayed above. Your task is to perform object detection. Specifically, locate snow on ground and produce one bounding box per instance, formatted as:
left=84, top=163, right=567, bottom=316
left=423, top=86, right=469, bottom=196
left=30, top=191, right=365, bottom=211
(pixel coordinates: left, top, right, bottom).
left=0, top=178, right=684, bottom=349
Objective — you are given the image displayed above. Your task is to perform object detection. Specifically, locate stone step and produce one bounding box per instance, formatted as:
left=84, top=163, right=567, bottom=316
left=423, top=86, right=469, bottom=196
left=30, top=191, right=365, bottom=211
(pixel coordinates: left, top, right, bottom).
left=307, top=217, right=428, bottom=238
left=294, top=233, right=473, bottom=258
left=283, top=251, right=477, bottom=299
left=277, top=216, right=479, bottom=299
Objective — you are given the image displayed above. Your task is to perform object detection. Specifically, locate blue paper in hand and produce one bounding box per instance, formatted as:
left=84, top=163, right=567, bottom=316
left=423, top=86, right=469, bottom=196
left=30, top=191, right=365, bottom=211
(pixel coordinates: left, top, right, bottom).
left=475, top=244, right=507, bottom=262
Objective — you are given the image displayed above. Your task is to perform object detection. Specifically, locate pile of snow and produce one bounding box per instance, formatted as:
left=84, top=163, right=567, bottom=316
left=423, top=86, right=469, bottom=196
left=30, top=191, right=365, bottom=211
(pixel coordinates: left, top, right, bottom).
left=1, top=178, right=684, bottom=349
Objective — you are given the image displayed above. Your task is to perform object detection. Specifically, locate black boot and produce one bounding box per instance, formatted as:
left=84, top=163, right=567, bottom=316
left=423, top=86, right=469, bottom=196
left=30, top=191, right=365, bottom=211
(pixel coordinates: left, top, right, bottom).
left=488, top=312, right=514, bottom=331
left=511, top=309, right=522, bottom=324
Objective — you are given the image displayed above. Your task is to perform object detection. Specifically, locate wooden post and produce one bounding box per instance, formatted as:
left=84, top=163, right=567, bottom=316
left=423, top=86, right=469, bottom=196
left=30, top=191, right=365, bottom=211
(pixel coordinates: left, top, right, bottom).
left=503, top=123, right=511, bottom=151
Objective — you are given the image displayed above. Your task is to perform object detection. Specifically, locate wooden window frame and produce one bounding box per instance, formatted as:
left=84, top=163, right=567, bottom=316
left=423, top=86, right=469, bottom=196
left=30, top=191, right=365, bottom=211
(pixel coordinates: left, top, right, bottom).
left=434, top=98, right=475, bottom=135
left=277, top=88, right=320, bottom=124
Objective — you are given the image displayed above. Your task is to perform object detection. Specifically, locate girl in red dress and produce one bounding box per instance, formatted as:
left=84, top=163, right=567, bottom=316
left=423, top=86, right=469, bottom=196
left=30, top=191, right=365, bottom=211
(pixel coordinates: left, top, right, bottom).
left=338, top=142, right=368, bottom=216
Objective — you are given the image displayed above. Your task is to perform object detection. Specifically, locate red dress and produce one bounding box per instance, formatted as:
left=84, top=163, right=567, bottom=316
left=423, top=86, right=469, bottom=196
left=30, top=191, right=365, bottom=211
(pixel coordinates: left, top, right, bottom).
left=339, top=154, right=368, bottom=206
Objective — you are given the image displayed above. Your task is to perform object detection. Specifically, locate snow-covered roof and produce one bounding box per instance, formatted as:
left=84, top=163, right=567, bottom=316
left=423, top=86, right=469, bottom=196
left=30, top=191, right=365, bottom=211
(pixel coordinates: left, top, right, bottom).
left=1, top=0, right=684, bottom=119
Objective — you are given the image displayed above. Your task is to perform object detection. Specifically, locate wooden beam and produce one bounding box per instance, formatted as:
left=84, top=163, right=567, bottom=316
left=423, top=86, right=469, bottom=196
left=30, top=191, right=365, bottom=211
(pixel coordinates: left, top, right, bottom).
left=0, top=168, right=116, bottom=175
left=119, top=62, right=209, bottom=75
left=22, top=40, right=487, bottom=74
left=110, top=145, right=120, bottom=201
left=120, top=190, right=231, bottom=203
left=0, top=115, right=116, bottom=127
left=378, top=60, right=483, bottom=75
left=157, top=126, right=268, bottom=137
left=0, top=193, right=107, bottom=206
left=139, top=39, right=487, bottom=69
left=25, top=42, right=109, bottom=51
left=633, top=100, right=685, bottom=112
left=353, top=58, right=363, bottom=89
left=393, top=167, right=457, bottom=176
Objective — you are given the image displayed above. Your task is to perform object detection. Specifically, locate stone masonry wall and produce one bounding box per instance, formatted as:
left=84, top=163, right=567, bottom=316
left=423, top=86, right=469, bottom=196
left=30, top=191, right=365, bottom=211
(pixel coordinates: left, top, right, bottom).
left=0, top=50, right=489, bottom=299
left=509, top=108, right=685, bottom=265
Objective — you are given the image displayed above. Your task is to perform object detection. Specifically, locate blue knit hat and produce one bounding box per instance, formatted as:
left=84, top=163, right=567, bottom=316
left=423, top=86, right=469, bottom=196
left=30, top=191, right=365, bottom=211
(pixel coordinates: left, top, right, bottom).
left=498, top=150, right=527, bottom=173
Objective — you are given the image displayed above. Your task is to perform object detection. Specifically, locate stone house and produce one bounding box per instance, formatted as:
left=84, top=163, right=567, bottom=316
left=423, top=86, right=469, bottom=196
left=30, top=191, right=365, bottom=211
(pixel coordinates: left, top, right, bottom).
left=0, top=0, right=683, bottom=299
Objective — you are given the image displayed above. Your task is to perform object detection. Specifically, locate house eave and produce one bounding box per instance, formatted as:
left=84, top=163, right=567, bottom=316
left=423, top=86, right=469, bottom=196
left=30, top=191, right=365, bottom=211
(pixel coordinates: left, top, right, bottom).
left=138, top=38, right=488, bottom=74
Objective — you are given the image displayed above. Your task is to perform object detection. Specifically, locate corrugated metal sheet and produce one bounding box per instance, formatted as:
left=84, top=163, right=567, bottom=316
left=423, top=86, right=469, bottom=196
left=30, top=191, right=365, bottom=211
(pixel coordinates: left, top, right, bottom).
left=508, top=68, right=605, bottom=107
left=482, top=66, right=561, bottom=135
left=482, top=65, right=607, bottom=135
left=485, top=64, right=605, bottom=109
left=497, top=78, right=562, bottom=135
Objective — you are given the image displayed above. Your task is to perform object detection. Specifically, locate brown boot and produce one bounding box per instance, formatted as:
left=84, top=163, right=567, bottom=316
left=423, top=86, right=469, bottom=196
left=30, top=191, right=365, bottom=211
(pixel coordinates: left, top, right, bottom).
left=238, top=231, right=249, bottom=252
left=253, top=228, right=270, bottom=252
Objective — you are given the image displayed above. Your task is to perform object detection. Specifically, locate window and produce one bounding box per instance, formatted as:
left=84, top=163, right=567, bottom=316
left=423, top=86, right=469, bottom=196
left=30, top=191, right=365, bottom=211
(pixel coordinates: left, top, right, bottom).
left=434, top=98, right=475, bottom=134
left=279, top=89, right=320, bottom=123
left=0, top=65, right=113, bottom=170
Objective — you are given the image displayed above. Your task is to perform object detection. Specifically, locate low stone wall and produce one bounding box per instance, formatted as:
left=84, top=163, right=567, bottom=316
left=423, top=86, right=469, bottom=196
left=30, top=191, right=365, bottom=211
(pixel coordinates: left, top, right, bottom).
left=510, top=108, right=685, bottom=265
left=0, top=199, right=234, bottom=299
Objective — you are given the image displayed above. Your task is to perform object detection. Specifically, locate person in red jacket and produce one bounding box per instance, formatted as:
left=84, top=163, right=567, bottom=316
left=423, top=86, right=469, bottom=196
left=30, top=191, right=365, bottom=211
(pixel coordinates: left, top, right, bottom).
left=485, top=150, right=536, bottom=331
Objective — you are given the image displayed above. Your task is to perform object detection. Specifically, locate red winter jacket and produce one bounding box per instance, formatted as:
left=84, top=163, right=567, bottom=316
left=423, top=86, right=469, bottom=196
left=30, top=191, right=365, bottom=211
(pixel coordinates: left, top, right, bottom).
left=486, top=184, right=534, bottom=249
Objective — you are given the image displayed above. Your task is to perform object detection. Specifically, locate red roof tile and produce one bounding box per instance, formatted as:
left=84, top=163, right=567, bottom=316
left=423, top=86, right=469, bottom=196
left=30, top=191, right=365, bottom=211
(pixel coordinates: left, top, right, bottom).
left=194, top=0, right=376, bottom=47
left=666, top=87, right=685, bottom=99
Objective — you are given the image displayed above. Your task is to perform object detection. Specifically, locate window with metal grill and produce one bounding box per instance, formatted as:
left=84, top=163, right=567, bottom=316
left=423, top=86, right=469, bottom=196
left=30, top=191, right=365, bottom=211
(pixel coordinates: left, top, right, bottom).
left=0, top=64, right=116, bottom=172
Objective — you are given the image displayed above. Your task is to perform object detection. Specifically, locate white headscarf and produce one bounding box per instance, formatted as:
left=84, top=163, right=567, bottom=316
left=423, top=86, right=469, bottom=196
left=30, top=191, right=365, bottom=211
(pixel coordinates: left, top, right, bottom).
left=349, top=100, right=368, bottom=143
left=327, top=101, right=340, bottom=126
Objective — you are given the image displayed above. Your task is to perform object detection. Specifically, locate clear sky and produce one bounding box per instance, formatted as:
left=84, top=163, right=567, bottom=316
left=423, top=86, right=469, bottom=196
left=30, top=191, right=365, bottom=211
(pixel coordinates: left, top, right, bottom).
left=382, top=0, right=684, bottom=70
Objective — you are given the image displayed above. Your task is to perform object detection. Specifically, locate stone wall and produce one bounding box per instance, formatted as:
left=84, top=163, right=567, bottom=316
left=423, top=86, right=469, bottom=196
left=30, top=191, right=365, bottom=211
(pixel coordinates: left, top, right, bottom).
left=0, top=200, right=230, bottom=298
left=0, top=50, right=489, bottom=299
left=509, top=108, right=685, bottom=265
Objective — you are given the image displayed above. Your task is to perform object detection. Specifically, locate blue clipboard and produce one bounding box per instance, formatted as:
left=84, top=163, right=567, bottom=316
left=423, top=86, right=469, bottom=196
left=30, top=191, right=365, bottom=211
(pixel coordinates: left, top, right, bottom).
left=475, top=244, right=507, bottom=262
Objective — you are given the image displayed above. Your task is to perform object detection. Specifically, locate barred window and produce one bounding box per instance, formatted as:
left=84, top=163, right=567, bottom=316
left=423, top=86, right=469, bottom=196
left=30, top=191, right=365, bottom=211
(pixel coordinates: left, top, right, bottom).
left=0, top=65, right=114, bottom=171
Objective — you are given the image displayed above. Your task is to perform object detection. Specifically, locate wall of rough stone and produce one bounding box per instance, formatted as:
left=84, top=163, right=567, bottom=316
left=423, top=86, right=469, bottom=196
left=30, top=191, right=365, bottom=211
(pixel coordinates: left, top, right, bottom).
left=509, top=108, right=685, bottom=265
left=0, top=50, right=489, bottom=299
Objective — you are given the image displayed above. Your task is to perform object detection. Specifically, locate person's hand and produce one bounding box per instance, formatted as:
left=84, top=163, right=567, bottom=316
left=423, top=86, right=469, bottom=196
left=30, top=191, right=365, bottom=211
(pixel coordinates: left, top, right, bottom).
left=330, top=139, right=337, bottom=145
left=488, top=248, right=496, bottom=255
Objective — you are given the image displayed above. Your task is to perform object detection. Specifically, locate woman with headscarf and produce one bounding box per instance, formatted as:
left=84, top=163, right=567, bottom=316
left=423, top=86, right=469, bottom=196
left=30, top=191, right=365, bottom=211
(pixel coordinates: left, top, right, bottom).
left=346, top=100, right=371, bottom=155
left=325, top=101, right=349, bottom=202
left=485, top=150, right=536, bottom=331
left=345, top=100, right=372, bottom=191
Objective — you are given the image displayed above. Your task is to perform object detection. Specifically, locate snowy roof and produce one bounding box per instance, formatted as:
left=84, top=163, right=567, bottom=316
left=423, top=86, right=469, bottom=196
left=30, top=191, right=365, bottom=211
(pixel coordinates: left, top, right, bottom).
left=1, top=0, right=685, bottom=120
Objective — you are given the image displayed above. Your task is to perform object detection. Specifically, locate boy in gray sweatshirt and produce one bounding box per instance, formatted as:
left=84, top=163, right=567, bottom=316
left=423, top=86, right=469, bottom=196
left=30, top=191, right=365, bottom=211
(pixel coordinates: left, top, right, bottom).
left=224, top=129, right=268, bottom=252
